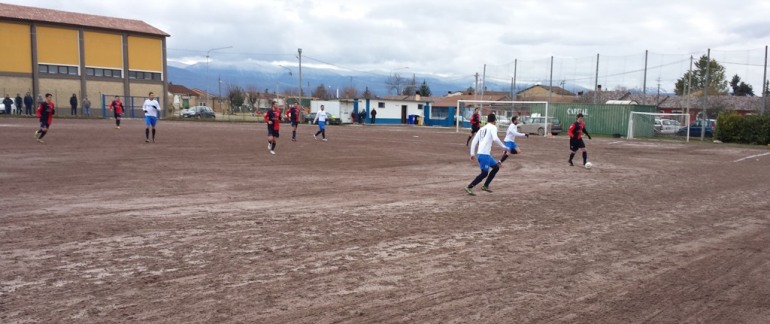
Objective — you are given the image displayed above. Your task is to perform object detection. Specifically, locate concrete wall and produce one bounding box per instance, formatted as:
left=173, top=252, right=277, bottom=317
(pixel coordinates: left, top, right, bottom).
left=0, top=76, right=33, bottom=98
left=38, top=78, right=81, bottom=108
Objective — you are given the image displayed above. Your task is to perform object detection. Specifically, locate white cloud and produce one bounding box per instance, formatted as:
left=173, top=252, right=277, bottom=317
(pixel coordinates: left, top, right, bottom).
left=9, top=0, right=770, bottom=90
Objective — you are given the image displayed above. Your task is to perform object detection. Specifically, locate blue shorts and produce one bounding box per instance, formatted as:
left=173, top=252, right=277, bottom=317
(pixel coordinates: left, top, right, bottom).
left=267, top=124, right=279, bottom=137
left=505, top=141, right=518, bottom=152
left=477, top=154, right=499, bottom=172
left=145, top=116, right=158, bottom=127
left=318, top=121, right=326, bottom=131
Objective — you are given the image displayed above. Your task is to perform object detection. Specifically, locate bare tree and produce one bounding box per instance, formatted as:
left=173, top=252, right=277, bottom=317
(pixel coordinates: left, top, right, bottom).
left=227, top=84, right=245, bottom=113
left=312, top=84, right=330, bottom=99
left=341, top=86, right=358, bottom=99
left=385, top=73, right=407, bottom=95
left=245, top=85, right=260, bottom=113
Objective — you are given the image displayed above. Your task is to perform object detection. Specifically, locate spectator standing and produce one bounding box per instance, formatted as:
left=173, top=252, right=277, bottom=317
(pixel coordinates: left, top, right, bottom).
left=82, top=97, right=91, bottom=118
left=14, top=94, right=22, bottom=115
left=2, top=95, right=12, bottom=114
left=24, top=92, right=33, bottom=116
left=69, top=93, right=78, bottom=115
left=358, top=109, right=366, bottom=125
left=351, top=110, right=356, bottom=124
left=370, top=108, right=377, bottom=124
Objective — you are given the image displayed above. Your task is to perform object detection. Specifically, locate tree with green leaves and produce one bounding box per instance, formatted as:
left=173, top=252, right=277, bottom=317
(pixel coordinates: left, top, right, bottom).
left=674, top=55, right=729, bottom=96
left=418, top=80, right=432, bottom=96
left=729, top=74, right=754, bottom=96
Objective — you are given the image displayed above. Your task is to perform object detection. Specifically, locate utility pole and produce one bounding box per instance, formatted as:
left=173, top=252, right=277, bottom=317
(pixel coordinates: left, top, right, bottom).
left=298, top=48, right=302, bottom=108
left=701, top=49, right=711, bottom=141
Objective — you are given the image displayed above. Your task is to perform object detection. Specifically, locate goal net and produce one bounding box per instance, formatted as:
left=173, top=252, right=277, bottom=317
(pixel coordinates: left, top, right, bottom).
left=627, top=112, right=691, bottom=142
left=455, top=100, right=549, bottom=134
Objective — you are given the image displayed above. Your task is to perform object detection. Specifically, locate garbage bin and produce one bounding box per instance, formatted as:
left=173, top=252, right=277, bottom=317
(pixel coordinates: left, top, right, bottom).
left=408, top=115, right=415, bottom=125
left=416, top=116, right=423, bottom=126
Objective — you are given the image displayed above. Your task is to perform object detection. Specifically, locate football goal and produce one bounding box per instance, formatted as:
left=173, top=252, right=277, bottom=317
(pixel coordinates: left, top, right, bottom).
left=627, top=111, right=691, bottom=142
left=455, top=100, right=550, bottom=135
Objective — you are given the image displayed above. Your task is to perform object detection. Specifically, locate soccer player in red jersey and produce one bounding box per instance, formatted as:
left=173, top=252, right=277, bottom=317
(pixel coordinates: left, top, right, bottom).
left=34, top=93, right=55, bottom=143
left=466, top=107, right=481, bottom=146
left=285, top=102, right=301, bottom=141
left=264, top=101, right=281, bottom=155
left=568, top=113, right=592, bottom=166
left=108, top=95, right=124, bottom=129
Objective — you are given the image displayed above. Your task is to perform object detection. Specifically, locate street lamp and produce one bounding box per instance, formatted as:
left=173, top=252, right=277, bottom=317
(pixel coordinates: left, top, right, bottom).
left=206, top=46, right=233, bottom=108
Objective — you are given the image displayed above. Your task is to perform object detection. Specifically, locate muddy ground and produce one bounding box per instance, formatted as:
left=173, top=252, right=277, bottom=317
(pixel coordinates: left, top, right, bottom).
left=1, top=117, right=769, bottom=323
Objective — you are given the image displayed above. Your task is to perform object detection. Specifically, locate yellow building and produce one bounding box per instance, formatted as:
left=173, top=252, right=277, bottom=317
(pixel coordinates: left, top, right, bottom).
left=0, top=3, right=169, bottom=114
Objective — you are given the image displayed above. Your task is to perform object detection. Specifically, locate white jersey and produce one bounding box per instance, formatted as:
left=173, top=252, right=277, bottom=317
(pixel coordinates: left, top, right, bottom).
left=470, top=123, right=507, bottom=157
left=143, top=99, right=160, bottom=117
left=314, top=110, right=328, bottom=123
left=504, top=123, right=527, bottom=142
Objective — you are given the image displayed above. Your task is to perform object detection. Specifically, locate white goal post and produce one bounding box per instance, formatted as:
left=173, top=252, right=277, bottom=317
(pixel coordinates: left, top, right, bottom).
left=455, top=100, right=550, bottom=134
left=627, top=111, right=691, bottom=142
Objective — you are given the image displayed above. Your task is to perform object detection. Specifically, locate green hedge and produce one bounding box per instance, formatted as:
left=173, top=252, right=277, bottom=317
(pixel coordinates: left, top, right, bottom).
left=716, top=112, right=770, bottom=145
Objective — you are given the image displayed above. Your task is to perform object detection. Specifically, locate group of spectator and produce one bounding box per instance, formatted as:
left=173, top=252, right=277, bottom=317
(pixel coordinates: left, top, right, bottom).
left=2, top=92, right=92, bottom=117
left=351, top=108, right=377, bottom=124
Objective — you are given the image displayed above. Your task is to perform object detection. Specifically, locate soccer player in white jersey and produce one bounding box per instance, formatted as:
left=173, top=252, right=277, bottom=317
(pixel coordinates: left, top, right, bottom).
left=142, top=92, right=160, bottom=143
left=499, top=115, right=528, bottom=164
left=313, top=105, right=328, bottom=141
left=465, top=114, right=509, bottom=195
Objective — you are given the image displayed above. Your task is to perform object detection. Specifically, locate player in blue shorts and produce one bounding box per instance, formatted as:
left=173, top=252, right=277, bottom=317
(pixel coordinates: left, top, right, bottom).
left=313, top=104, right=329, bottom=141
left=142, top=92, right=160, bottom=143
left=500, top=115, right=528, bottom=164
left=465, top=114, right=509, bottom=195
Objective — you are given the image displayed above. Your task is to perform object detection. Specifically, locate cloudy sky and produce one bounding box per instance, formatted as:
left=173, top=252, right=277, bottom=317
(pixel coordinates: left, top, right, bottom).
left=11, top=0, right=770, bottom=91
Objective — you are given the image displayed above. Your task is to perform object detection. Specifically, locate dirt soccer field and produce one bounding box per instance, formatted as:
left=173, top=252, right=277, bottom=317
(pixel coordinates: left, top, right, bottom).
left=1, top=117, right=769, bottom=323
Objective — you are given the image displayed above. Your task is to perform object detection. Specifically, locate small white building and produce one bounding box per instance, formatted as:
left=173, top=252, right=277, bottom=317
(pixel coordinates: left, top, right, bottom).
left=311, top=96, right=432, bottom=124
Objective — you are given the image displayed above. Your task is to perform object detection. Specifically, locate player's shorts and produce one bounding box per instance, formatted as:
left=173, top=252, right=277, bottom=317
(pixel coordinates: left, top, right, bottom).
left=505, top=141, right=519, bottom=152
left=145, top=116, right=157, bottom=127
left=570, top=138, right=585, bottom=151
left=318, top=121, right=326, bottom=131
left=471, top=124, right=480, bottom=133
left=39, top=121, right=50, bottom=129
left=114, top=112, right=122, bottom=119
left=476, top=154, right=499, bottom=172
left=291, top=120, right=299, bottom=127
left=266, top=124, right=279, bottom=137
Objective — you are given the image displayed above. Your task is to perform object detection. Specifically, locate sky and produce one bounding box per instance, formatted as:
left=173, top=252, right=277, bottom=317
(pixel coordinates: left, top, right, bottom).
left=10, top=0, right=770, bottom=91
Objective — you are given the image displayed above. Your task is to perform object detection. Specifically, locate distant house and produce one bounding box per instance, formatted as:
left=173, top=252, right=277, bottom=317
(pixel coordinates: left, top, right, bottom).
left=516, top=85, right=576, bottom=103
left=167, top=83, right=200, bottom=111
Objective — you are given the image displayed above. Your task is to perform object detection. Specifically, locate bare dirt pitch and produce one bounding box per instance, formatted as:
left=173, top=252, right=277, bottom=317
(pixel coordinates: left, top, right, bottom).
left=1, top=117, right=769, bottom=323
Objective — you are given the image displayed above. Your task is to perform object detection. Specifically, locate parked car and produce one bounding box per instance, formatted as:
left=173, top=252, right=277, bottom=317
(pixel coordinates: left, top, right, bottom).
left=676, top=119, right=716, bottom=137
left=519, top=116, right=562, bottom=135
left=182, top=106, right=216, bottom=119
left=305, top=112, right=341, bottom=125
left=654, top=119, right=679, bottom=135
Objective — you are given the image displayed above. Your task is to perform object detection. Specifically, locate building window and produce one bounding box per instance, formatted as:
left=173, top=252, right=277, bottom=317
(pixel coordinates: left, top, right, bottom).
left=103, top=69, right=112, bottom=77
left=431, top=107, right=449, bottom=119
left=378, top=102, right=385, bottom=108
left=127, top=70, right=162, bottom=81
left=113, top=70, right=122, bottom=78
left=95, top=69, right=103, bottom=77
left=86, top=68, right=94, bottom=76
left=38, top=64, right=79, bottom=76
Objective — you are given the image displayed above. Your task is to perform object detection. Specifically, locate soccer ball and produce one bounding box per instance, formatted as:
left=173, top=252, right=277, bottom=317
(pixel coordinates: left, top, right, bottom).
left=584, top=162, right=593, bottom=169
